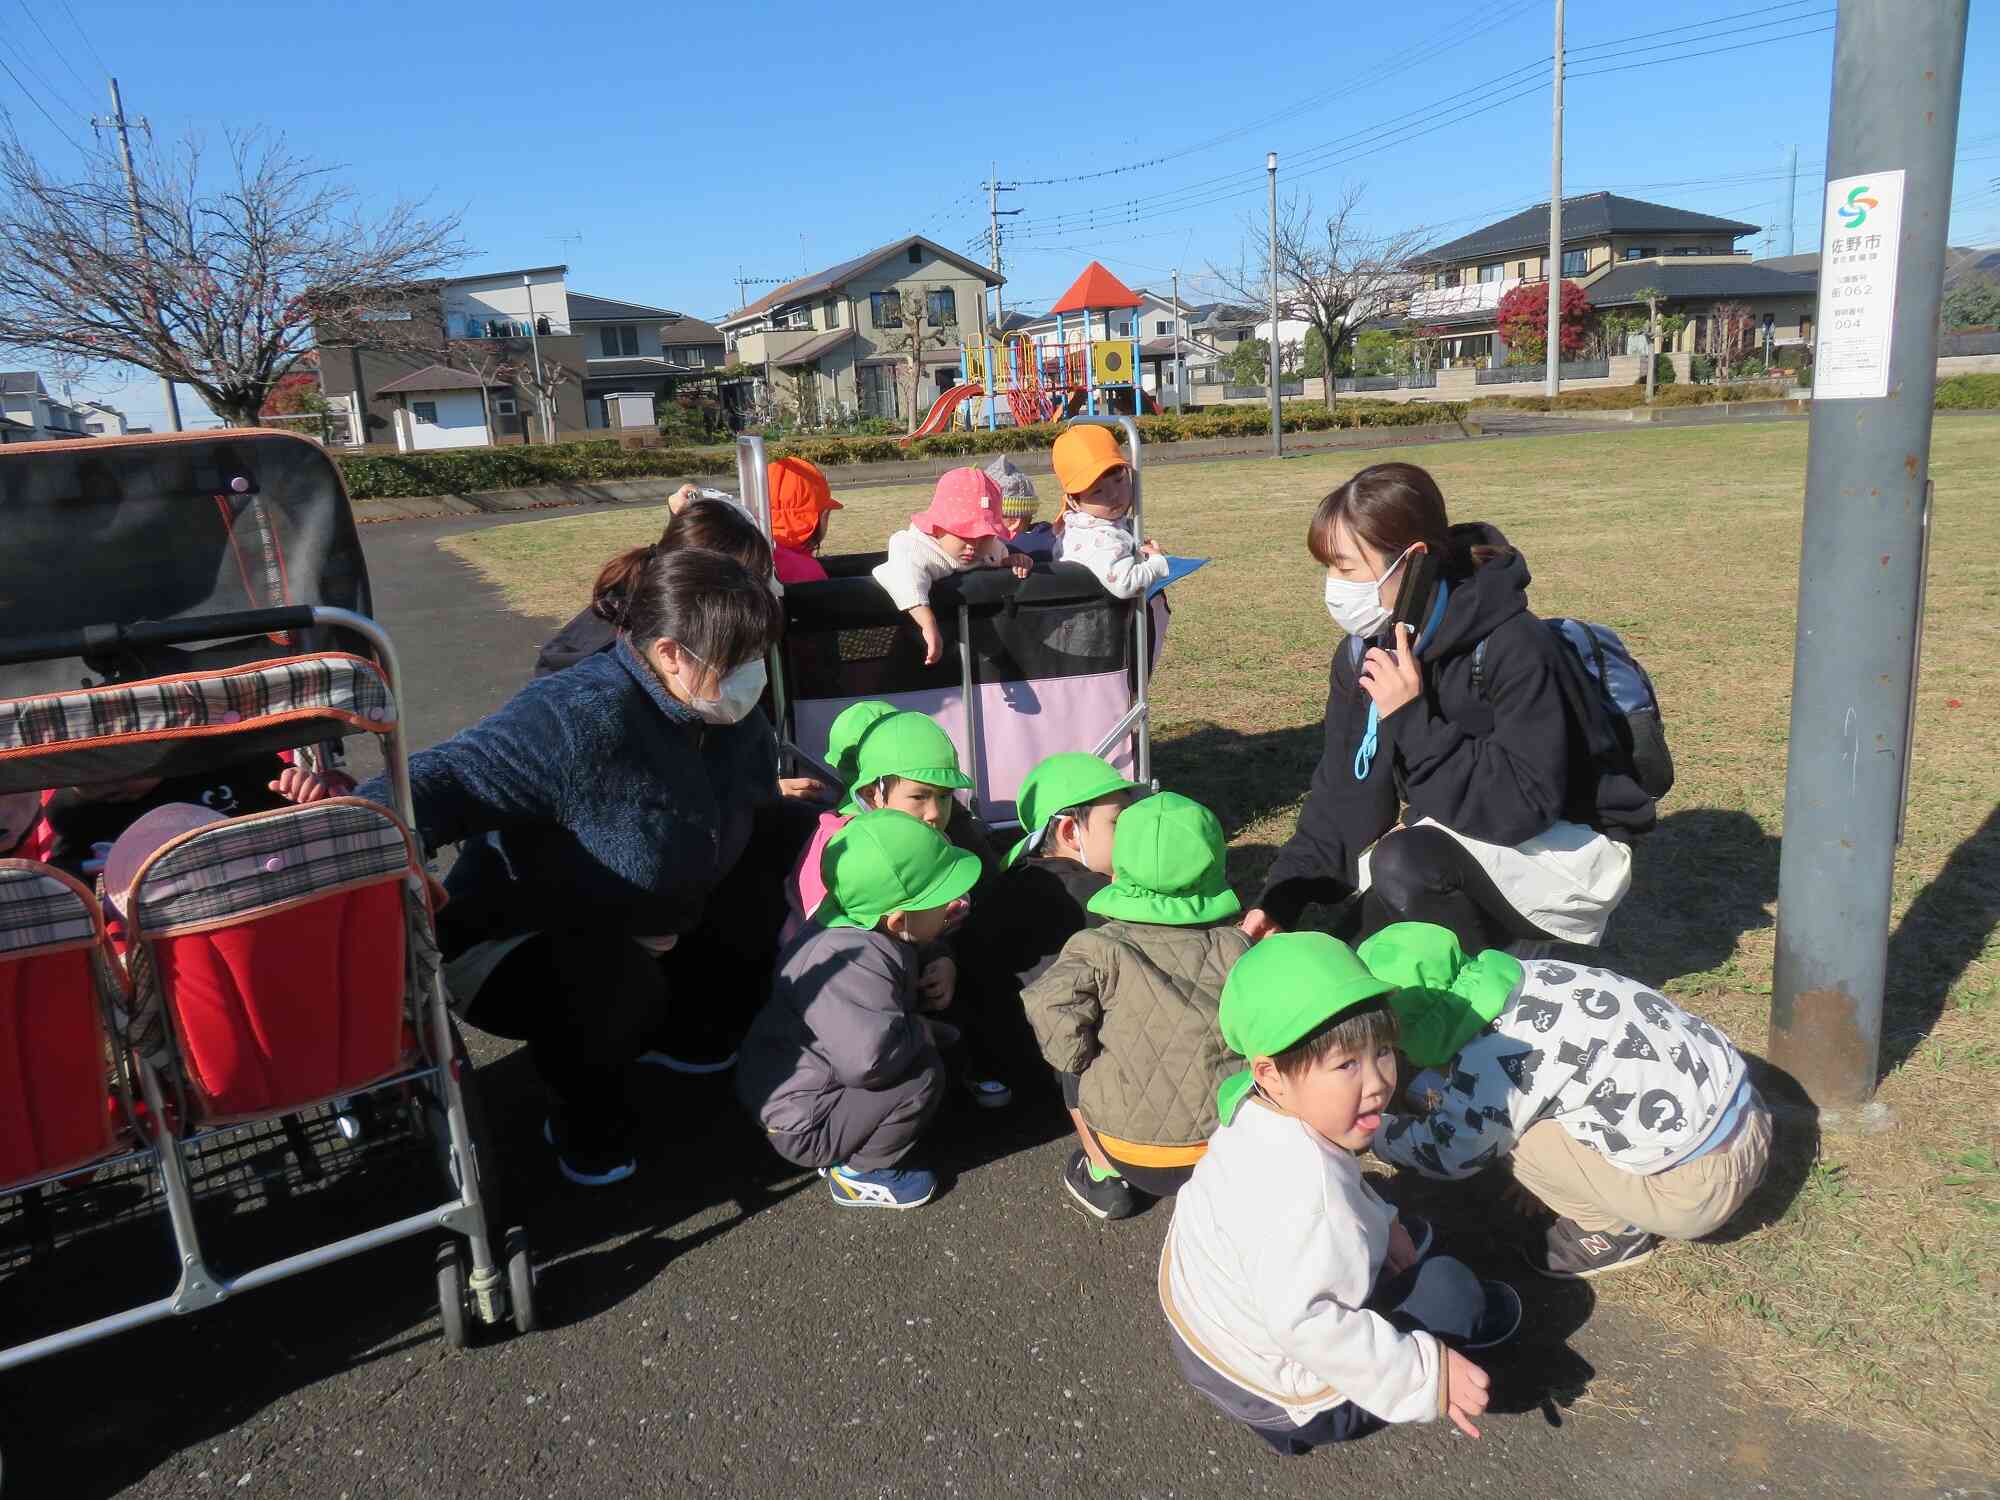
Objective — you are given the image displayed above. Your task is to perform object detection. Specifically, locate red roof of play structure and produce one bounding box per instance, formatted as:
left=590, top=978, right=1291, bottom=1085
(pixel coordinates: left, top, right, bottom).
left=1049, top=261, right=1142, bottom=314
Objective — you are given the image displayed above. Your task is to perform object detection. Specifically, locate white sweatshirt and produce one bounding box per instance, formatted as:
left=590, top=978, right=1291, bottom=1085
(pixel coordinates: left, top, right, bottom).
left=1055, top=510, right=1169, bottom=600
left=1160, top=1097, right=1445, bottom=1427
left=870, top=525, right=1009, bottom=612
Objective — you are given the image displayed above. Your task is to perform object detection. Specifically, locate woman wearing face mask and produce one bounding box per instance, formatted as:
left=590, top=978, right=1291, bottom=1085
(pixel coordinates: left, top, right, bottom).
left=347, top=546, right=786, bottom=1187
left=1240, top=463, right=1632, bottom=957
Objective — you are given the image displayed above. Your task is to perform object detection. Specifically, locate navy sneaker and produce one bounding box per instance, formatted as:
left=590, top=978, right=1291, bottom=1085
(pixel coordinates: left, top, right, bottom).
left=1460, top=1280, right=1525, bottom=1350
left=1532, top=1217, right=1659, bottom=1279
left=825, top=1161, right=936, bottom=1210
left=542, top=1117, right=636, bottom=1188
left=1063, top=1148, right=1142, bottom=1221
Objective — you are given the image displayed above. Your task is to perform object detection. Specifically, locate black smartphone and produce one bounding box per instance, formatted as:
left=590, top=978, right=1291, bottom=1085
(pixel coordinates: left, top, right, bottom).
left=1374, top=544, right=1441, bottom=651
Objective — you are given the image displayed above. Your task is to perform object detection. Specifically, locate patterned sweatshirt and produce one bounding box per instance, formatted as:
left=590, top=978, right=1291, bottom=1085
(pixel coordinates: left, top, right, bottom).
left=1372, top=958, right=1747, bottom=1178
left=871, top=526, right=1009, bottom=612
left=1055, top=511, right=1169, bottom=600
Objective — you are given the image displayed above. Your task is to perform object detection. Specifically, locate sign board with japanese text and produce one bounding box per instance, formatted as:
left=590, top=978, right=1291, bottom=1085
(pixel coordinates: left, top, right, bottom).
left=1812, top=169, right=1905, bottom=400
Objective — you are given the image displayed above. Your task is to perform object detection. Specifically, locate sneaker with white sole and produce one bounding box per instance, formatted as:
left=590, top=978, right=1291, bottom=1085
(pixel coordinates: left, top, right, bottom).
left=1062, top=1148, right=1141, bottom=1221
left=542, top=1117, right=637, bottom=1188
left=962, top=1077, right=1013, bottom=1110
left=825, top=1161, right=936, bottom=1210
left=637, top=1046, right=738, bottom=1075
left=1531, top=1216, right=1659, bottom=1279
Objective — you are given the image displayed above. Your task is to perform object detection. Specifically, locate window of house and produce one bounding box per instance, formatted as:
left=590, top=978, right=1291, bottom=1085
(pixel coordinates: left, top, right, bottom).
left=1515, top=261, right=1528, bottom=279
left=1477, top=263, right=1502, bottom=284
left=926, top=288, right=957, bottom=326
left=870, top=292, right=903, bottom=328
left=822, top=298, right=839, bottom=328
left=1669, top=247, right=1704, bottom=257
left=907, top=245, right=923, bottom=264
left=1114, top=319, right=1133, bottom=337
left=1561, top=249, right=1589, bottom=276
left=1157, top=319, right=1171, bottom=335
left=599, top=324, right=639, bottom=357
left=1623, top=246, right=1658, bottom=261
left=1432, top=271, right=1449, bottom=290
left=412, top=401, right=438, bottom=423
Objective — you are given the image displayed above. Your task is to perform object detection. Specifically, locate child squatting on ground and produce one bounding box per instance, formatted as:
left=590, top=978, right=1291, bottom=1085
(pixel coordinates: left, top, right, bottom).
left=736, top=808, right=983, bottom=1210
left=1359, top=922, right=1772, bottom=1279
left=1021, top=791, right=1250, bottom=1221
left=1160, top=933, right=1521, bottom=1456
left=873, top=467, right=1033, bottom=666
left=1050, top=425, right=1169, bottom=600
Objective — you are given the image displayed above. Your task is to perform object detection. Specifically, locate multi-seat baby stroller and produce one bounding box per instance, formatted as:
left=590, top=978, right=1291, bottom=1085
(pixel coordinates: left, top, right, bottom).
left=0, top=429, right=533, bottom=1375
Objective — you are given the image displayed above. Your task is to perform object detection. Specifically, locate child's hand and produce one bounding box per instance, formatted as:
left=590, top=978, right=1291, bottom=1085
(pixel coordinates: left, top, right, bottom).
left=1140, top=538, right=1163, bottom=559
left=1239, top=908, right=1283, bottom=942
left=779, top=775, right=835, bottom=804
left=918, top=956, right=957, bottom=1012
left=668, top=483, right=700, bottom=514
left=1385, top=1219, right=1420, bottom=1274
left=919, top=615, right=944, bottom=667
left=270, top=768, right=356, bottom=804
left=1443, top=1349, right=1491, bottom=1438
left=1005, top=550, right=1033, bottom=578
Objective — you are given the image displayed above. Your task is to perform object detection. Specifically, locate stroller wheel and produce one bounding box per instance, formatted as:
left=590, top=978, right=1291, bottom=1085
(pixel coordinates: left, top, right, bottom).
left=506, top=1226, right=538, bottom=1336
left=435, top=1238, right=474, bottom=1350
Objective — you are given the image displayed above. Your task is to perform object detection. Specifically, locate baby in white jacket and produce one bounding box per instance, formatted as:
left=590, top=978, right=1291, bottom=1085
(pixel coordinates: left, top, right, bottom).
left=1050, top=424, right=1169, bottom=600
left=872, top=467, right=1031, bottom=665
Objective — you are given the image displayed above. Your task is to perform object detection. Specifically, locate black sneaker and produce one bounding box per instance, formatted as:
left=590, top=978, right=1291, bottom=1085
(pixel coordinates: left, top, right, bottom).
left=1062, top=1148, right=1141, bottom=1221
left=1530, top=1217, right=1659, bottom=1279
left=542, top=1117, right=637, bottom=1188
left=1459, top=1280, right=1524, bottom=1350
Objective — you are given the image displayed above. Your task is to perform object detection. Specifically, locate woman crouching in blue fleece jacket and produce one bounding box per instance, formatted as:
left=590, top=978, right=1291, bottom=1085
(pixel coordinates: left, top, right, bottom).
left=354, top=546, right=784, bottom=1186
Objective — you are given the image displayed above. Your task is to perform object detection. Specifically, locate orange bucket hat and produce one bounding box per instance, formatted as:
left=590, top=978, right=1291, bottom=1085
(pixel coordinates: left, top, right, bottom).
left=767, top=457, right=841, bottom=550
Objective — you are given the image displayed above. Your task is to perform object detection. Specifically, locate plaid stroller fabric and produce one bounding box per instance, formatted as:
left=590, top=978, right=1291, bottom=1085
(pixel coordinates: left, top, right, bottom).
left=0, top=862, right=100, bottom=956
left=0, top=653, right=393, bottom=762
left=128, top=799, right=417, bottom=937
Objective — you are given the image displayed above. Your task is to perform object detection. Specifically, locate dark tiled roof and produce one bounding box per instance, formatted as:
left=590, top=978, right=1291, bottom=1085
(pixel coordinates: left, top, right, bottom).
left=569, top=291, right=679, bottom=322
left=721, top=236, right=1003, bottom=326
left=659, top=314, right=724, bottom=345
left=0, top=371, right=48, bottom=395
left=1755, top=253, right=1819, bottom=274
left=774, top=327, right=856, bottom=366
left=998, top=310, right=1042, bottom=333
left=584, top=357, right=686, bottom=379
left=1584, top=261, right=1817, bottom=307
left=374, top=364, right=487, bottom=394
left=1417, top=193, right=1759, bottom=267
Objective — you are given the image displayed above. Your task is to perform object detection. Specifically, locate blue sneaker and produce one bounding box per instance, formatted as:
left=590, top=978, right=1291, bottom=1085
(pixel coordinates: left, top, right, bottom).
left=825, top=1161, right=936, bottom=1210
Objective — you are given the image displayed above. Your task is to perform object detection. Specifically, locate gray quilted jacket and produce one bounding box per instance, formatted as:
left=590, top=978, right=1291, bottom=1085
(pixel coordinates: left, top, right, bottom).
left=1023, top=919, right=1252, bottom=1148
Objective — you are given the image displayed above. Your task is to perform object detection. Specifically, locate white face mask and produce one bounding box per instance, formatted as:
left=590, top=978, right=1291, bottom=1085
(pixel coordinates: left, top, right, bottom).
left=1322, top=544, right=1415, bottom=639
left=667, top=647, right=768, bottom=725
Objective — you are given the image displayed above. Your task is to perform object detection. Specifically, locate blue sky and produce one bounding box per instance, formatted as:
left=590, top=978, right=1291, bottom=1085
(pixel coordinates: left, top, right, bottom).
left=3, top=0, right=1996, bottom=428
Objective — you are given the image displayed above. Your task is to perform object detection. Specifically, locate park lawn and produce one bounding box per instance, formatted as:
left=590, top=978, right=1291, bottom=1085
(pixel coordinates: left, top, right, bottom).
left=441, top=417, right=2000, bottom=1470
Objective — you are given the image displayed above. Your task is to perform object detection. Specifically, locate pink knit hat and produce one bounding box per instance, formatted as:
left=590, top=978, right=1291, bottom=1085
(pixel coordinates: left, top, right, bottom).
left=910, top=467, right=1009, bottom=541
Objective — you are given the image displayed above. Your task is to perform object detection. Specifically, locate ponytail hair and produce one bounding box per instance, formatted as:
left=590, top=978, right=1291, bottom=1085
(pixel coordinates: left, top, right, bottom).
left=621, top=546, right=784, bottom=671
left=590, top=497, right=775, bottom=623
left=1306, top=462, right=1505, bottom=578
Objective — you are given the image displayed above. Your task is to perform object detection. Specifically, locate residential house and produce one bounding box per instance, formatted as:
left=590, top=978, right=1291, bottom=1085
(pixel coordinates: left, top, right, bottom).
left=717, top=235, right=1003, bottom=424
left=0, top=372, right=85, bottom=440
left=1180, top=303, right=1259, bottom=383
left=1005, top=278, right=1226, bottom=404
left=1404, top=193, right=1800, bottom=365
left=77, top=400, right=132, bottom=437
left=0, top=414, right=33, bottom=444
left=569, top=294, right=724, bottom=428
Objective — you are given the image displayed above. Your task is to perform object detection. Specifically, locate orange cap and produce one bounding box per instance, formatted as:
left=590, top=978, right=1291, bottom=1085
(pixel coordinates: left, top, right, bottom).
left=1051, top=425, right=1128, bottom=496
left=767, top=457, right=841, bottom=549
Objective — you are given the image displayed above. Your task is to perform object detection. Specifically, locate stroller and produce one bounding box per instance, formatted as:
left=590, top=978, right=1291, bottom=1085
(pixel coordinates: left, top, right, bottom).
left=741, top=417, right=1190, bottom=822
left=0, top=429, right=533, bottom=1374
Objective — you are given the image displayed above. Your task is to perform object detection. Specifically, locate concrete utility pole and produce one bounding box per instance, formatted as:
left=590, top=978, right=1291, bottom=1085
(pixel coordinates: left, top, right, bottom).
left=986, top=166, right=1019, bottom=335
left=521, top=273, right=548, bottom=442
left=95, top=78, right=181, bottom=432
left=1544, top=0, right=1565, bottom=399
left=1171, top=268, right=1185, bottom=413
left=1785, top=143, right=1800, bottom=256
left=1268, top=151, right=1282, bottom=457
left=1770, top=0, right=1969, bottom=1113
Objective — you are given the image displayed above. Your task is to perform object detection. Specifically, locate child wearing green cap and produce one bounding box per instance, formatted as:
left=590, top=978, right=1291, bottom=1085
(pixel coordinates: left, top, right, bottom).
left=1160, top=932, right=1518, bottom=1455
left=1359, top=922, right=1769, bottom=1280
left=1020, top=792, right=1251, bottom=1220
left=736, top=809, right=984, bottom=1209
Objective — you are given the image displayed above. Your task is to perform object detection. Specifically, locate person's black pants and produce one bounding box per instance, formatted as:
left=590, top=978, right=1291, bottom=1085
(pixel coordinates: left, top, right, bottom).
left=1354, top=824, right=1557, bottom=954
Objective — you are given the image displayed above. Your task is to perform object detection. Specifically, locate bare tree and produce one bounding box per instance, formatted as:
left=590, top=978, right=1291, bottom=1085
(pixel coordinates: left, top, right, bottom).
left=878, top=286, right=956, bottom=435
left=500, top=355, right=572, bottom=443
left=0, top=128, right=464, bottom=427
left=1212, top=183, right=1430, bottom=410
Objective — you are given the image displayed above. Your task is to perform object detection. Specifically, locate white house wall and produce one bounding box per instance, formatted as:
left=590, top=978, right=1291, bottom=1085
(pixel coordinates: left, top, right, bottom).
left=443, top=271, right=571, bottom=340
left=408, top=390, right=491, bottom=449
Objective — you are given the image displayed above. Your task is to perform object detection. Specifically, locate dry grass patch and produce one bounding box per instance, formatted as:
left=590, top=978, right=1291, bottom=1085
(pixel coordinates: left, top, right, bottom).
left=441, top=418, right=2000, bottom=1470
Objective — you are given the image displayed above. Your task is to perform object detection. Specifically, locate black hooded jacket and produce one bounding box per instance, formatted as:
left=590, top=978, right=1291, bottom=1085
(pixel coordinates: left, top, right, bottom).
left=1255, top=522, right=1574, bottom=928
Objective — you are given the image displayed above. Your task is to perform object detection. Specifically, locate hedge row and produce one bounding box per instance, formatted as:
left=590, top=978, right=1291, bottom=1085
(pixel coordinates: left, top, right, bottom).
left=1935, top=373, right=2000, bottom=409
left=1471, top=381, right=1790, bottom=413
left=334, top=399, right=1467, bottom=500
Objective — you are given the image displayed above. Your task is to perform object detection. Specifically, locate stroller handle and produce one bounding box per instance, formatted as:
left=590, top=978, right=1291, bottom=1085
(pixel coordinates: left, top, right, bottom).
left=0, top=606, right=323, bottom=668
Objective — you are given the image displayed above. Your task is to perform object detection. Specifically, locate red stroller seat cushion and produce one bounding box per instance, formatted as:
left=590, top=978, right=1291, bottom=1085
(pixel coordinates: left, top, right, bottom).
left=153, top=876, right=408, bottom=1119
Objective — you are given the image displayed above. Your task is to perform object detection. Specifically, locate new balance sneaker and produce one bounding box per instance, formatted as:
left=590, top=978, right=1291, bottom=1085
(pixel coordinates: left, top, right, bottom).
left=542, top=1117, right=637, bottom=1188
left=825, top=1161, right=936, bottom=1210
left=1062, top=1148, right=1141, bottom=1221
left=1531, top=1217, right=1659, bottom=1279
left=962, top=1077, right=1013, bottom=1110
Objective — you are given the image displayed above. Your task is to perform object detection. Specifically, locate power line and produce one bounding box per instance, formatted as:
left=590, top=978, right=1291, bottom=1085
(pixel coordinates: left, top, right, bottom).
left=1564, top=0, right=1827, bottom=58
left=13, top=0, right=95, bottom=106
left=53, top=0, right=112, bottom=78
left=1569, top=24, right=1833, bottom=79
left=0, top=44, right=85, bottom=147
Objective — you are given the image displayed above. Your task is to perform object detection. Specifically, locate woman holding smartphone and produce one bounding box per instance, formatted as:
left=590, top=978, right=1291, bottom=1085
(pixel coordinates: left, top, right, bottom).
left=1240, top=462, right=1643, bottom=956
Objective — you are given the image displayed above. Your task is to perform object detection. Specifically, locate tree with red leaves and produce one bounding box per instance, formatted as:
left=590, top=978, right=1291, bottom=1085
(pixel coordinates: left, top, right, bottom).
left=1495, top=278, right=1594, bottom=363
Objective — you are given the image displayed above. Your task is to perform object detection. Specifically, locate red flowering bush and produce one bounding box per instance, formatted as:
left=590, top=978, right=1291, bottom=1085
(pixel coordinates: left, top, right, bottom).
left=1495, top=278, right=1594, bottom=361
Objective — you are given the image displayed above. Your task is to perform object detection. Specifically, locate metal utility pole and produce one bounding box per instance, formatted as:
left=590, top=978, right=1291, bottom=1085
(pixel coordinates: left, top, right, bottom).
left=521, top=273, right=548, bottom=442
left=94, top=78, right=181, bottom=432
left=1268, top=151, right=1282, bottom=457
left=1785, top=143, right=1800, bottom=257
left=1544, top=0, right=1565, bottom=399
left=1171, top=268, right=1185, bottom=413
left=1770, top=0, right=1969, bottom=1113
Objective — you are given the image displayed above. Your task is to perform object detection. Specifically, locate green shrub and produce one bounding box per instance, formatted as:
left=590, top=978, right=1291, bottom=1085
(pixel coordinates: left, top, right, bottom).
left=1689, top=355, right=1716, bottom=383
left=1935, top=374, right=2000, bottom=409
left=1631, top=354, right=1677, bottom=387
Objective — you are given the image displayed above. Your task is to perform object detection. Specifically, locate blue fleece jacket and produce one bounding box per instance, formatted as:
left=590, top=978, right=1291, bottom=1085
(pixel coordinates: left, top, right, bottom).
left=358, top=635, right=776, bottom=950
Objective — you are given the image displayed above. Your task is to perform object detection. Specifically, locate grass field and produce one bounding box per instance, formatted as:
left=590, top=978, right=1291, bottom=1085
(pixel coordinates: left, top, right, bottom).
left=441, top=417, right=2000, bottom=1470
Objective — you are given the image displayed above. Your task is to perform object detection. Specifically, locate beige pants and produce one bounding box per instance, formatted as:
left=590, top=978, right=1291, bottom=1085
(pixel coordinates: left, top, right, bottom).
left=1511, top=1097, right=1772, bottom=1238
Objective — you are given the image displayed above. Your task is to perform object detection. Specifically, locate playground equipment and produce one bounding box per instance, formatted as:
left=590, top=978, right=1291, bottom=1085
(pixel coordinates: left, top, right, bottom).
left=900, top=261, right=1159, bottom=444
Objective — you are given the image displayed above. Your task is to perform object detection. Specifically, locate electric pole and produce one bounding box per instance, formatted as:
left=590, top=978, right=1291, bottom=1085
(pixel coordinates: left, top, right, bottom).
left=1268, top=151, right=1281, bottom=458
left=1770, top=0, right=1969, bottom=1113
left=1545, top=0, right=1565, bottom=399
left=1785, top=143, right=1800, bottom=257
left=93, top=78, right=181, bottom=432
left=522, top=273, right=549, bottom=442
left=985, top=166, right=1019, bottom=335
left=1171, top=268, right=1185, bottom=413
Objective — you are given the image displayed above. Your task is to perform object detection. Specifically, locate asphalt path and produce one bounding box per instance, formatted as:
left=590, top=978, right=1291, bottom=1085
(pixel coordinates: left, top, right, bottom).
left=0, top=506, right=1965, bottom=1500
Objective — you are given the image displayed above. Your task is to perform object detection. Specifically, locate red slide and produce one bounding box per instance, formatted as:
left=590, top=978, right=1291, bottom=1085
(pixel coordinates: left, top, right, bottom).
left=902, top=382, right=984, bottom=445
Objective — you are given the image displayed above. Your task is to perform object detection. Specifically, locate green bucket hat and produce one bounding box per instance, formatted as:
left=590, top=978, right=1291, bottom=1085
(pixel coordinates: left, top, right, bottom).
left=1005, top=751, right=1145, bottom=867
left=840, top=711, right=975, bottom=813
left=818, top=808, right=983, bottom=931
left=824, top=700, right=897, bottom=788
left=1214, top=932, right=1397, bottom=1125
left=1085, top=792, right=1240, bottom=927
left=1354, top=922, right=1524, bottom=1069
